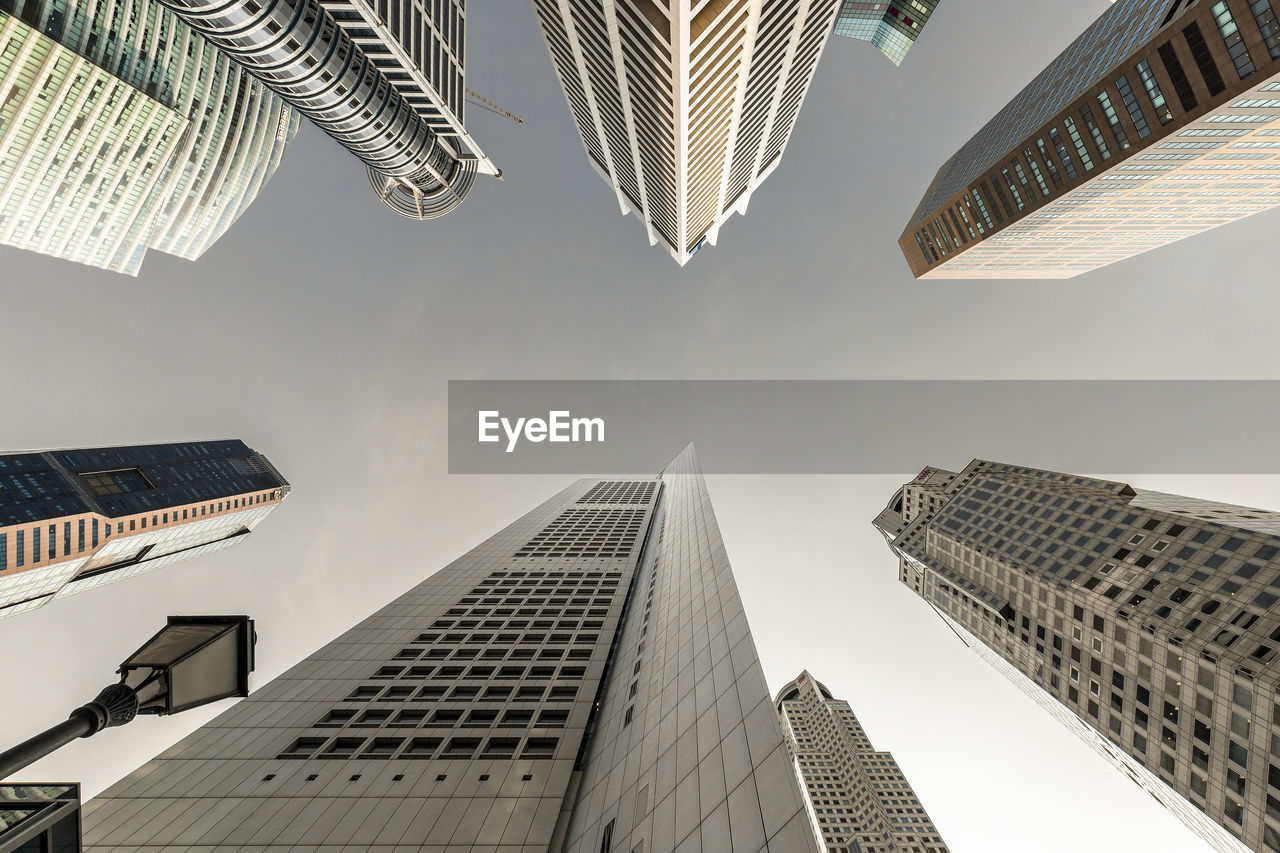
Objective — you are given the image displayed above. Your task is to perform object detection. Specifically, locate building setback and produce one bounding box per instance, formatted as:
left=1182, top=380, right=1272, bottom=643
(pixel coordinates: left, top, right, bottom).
left=82, top=445, right=818, bottom=853
left=901, top=0, right=1280, bottom=279
left=776, top=670, right=951, bottom=853
left=833, top=0, right=940, bottom=65
left=530, top=0, right=841, bottom=265
left=0, top=0, right=298, bottom=274
left=874, top=461, right=1280, bottom=853
left=0, top=440, right=289, bottom=619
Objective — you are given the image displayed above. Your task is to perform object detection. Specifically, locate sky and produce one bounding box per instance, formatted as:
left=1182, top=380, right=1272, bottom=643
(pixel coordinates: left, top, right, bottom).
left=2, top=0, right=1280, bottom=851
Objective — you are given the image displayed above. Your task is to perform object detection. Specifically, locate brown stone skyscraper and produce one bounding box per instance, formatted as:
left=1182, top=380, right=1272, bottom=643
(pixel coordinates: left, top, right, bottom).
left=902, top=0, right=1280, bottom=278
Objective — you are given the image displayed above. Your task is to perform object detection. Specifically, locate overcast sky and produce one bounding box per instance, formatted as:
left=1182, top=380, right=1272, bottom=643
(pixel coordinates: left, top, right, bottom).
left=2, top=1, right=1279, bottom=851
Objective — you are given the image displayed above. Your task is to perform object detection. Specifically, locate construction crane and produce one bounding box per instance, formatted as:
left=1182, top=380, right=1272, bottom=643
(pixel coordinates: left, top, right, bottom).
left=466, top=88, right=525, bottom=125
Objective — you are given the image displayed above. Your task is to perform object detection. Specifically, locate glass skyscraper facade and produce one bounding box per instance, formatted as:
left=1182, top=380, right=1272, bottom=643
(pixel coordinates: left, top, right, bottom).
left=833, top=0, right=940, bottom=65
left=0, top=0, right=297, bottom=274
left=81, top=446, right=818, bottom=853
left=874, top=461, right=1280, bottom=852
left=902, top=0, right=1280, bottom=278
left=776, top=670, right=950, bottom=853
left=0, top=439, right=289, bottom=619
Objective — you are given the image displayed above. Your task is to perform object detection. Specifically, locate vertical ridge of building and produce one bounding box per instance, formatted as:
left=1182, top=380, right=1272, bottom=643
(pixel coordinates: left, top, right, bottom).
left=81, top=445, right=816, bottom=853
left=775, top=670, right=951, bottom=853
left=874, top=461, right=1280, bottom=852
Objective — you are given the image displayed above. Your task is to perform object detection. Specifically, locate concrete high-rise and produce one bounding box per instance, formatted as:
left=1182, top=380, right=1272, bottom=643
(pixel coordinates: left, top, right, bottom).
left=0, top=0, right=298, bottom=274
left=833, top=0, right=940, bottom=65
left=530, top=0, right=841, bottom=265
left=776, top=670, right=951, bottom=853
left=82, top=446, right=818, bottom=853
left=0, top=440, right=289, bottom=620
left=874, top=461, right=1280, bottom=853
left=902, top=0, right=1280, bottom=279
left=155, top=0, right=498, bottom=218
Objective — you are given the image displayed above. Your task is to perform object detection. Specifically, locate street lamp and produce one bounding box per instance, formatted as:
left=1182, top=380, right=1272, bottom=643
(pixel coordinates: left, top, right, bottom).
left=0, top=616, right=255, bottom=779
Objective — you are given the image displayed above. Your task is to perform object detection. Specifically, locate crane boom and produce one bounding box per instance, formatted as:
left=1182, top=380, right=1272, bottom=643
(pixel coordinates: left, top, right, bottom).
left=465, top=89, right=525, bottom=125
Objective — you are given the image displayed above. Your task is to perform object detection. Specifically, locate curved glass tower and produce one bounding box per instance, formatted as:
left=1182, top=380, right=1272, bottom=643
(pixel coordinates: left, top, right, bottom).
left=0, top=0, right=298, bottom=274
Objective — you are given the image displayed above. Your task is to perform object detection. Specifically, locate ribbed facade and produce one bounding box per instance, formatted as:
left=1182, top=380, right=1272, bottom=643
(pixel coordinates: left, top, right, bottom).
left=902, top=0, right=1280, bottom=278
left=874, top=461, right=1280, bottom=852
left=530, top=0, right=840, bottom=265
left=776, top=671, right=950, bottom=853
left=154, top=0, right=488, bottom=218
left=81, top=446, right=817, bottom=853
left=832, top=0, right=939, bottom=65
left=0, top=440, right=289, bottom=619
left=0, top=0, right=297, bottom=274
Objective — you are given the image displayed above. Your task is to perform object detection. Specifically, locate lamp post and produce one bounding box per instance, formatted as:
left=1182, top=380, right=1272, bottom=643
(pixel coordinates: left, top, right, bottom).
left=0, top=616, right=255, bottom=779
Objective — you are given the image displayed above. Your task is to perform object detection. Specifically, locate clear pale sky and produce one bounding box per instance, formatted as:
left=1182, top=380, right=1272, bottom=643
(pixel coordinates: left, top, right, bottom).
left=2, top=1, right=1278, bottom=851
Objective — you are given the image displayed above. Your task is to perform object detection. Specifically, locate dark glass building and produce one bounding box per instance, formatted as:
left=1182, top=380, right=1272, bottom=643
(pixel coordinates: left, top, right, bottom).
left=0, top=440, right=289, bottom=620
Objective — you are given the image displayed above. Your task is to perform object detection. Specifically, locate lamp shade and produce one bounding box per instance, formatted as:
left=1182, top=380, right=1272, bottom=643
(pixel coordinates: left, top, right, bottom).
left=118, top=616, right=255, bottom=715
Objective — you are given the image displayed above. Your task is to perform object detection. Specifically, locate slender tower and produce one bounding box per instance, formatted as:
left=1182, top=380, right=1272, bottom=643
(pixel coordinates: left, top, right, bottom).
left=776, top=670, right=951, bottom=853
left=0, top=440, right=289, bottom=619
left=0, top=0, right=298, bottom=274
left=902, top=0, right=1280, bottom=278
left=83, top=446, right=818, bottom=853
left=530, top=0, right=842, bottom=265
left=875, top=461, right=1280, bottom=853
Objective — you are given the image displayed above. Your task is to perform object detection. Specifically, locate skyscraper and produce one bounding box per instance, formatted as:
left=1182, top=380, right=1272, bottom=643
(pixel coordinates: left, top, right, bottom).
left=0, top=0, right=298, bottom=274
left=901, top=0, right=1280, bottom=279
left=833, top=0, right=940, bottom=65
left=156, top=0, right=497, bottom=219
left=0, top=440, right=289, bottom=620
left=530, top=0, right=841, bottom=265
left=874, top=461, right=1280, bottom=853
left=776, top=670, right=951, bottom=853
left=82, top=446, right=817, bottom=853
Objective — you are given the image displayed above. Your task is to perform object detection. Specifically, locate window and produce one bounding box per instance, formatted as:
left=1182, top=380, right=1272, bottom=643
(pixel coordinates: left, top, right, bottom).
left=1231, top=740, right=1250, bottom=768
left=1157, top=40, right=1200, bottom=111
left=1250, top=0, right=1280, bottom=59
left=1136, top=60, right=1174, bottom=124
left=1210, top=2, right=1255, bottom=78
left=401, top=737, right=440, bottom=757
left=1115, top=76, right=1152, bottom=138
left=600, top=818, right=615, bottom=853
left=79, top=467, right=153, bottom=496
left=279, top=737, right=325, bottom=758
left=321, top=737, right=364, bottom=758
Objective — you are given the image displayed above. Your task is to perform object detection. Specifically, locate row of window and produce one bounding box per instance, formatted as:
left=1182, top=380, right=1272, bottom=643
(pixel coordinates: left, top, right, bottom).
left=912, top=0, right=1280, bottom=265
left=278, top=734, right=559, bottom=761
left=0, top=489, right=274, bottom=572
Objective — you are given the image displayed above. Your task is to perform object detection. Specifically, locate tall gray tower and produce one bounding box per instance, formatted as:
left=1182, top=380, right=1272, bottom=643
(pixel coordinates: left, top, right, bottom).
left=83, top=446, right=817, bottom=853
left=875, top=461, right=1280, bottom=853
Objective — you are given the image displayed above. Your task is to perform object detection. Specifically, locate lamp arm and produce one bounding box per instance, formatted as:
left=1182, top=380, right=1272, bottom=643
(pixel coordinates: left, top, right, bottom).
left=0, top=683, right=139, bottom=779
